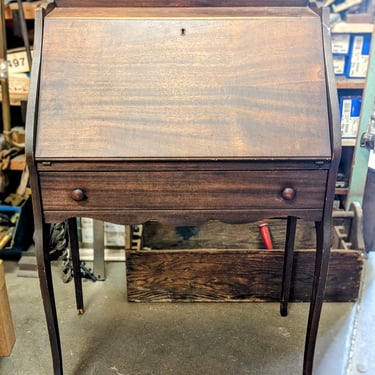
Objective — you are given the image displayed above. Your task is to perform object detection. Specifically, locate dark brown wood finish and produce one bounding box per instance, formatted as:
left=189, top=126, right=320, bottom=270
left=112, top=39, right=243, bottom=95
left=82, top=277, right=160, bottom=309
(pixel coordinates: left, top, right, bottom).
left=36, top=160, right=331, bottom=171
left=25, top=7, right=64, bottom=375
left=54, top=1, right=308, bottom=7
left=67, top=218, right=84, bottom=314
left=26, top=3, right=340, bottom=375
left=302, top=6, right=341, bottom=375
left=38, top=170, right=327, bottom=211
left=36, top=7, right=329, bottom=160
left=126, top=249, right=362, bottom=302
left=280, top=215, right=297, bottom=316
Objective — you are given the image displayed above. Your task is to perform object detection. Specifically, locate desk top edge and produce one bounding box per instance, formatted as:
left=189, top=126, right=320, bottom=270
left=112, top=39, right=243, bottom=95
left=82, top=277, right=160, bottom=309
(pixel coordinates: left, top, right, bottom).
left=47, top=6, right=318, bottom=19
left=53, top=1, right=309, bottom=8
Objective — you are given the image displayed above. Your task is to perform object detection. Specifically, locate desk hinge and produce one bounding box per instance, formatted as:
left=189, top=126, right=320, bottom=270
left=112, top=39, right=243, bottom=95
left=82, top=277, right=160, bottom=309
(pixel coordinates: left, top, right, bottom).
left=314, top=160, right=326, bottom=168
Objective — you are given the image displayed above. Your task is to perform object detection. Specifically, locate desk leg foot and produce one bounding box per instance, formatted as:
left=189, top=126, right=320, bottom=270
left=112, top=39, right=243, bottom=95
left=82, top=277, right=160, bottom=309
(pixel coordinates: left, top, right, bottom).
left=303, top=220, right=331, bottom=375
left=35, top=222, right=63, bottom=375
left=280, top=216, right=297, bottom=317
left=67, top=218, right=84, bottom=313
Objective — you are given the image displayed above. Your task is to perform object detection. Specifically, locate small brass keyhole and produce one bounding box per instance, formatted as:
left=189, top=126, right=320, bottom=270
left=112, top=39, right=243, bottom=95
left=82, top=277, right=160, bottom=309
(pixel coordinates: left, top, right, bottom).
left=181, top=28, right=186, bottom=36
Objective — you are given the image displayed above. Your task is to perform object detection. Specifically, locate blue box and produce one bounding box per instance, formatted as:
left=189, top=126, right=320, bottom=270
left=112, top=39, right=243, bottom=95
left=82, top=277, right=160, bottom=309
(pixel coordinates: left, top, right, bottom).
left=331, top=34, right=352, bottom=76
left=0, top=197, right=34, bottom=258
left=345, top=33, right=371, bottom=78
left=339, top=94, right=362, bottom=138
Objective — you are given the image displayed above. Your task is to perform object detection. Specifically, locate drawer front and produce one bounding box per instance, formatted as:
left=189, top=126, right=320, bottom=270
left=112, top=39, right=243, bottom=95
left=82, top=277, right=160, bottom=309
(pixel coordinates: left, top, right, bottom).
left=40, top=170, right=327, bottom=212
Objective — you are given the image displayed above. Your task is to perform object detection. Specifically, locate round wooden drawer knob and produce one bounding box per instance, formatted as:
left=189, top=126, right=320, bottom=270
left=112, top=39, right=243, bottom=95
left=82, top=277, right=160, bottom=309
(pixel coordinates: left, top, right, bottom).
left=281, top=187, right=296, bottom=201
left=71, top=188, right=86, bottom=202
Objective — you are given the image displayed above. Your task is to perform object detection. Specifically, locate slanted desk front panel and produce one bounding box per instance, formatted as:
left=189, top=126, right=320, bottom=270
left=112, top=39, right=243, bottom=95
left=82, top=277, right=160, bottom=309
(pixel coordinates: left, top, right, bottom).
left=35, top=7, right=331, bottom=160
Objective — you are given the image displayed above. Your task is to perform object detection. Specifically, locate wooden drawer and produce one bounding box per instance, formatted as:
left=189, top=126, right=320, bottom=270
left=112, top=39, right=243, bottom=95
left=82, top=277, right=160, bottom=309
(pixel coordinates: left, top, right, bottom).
left=40, top=170, right=327, bottom=212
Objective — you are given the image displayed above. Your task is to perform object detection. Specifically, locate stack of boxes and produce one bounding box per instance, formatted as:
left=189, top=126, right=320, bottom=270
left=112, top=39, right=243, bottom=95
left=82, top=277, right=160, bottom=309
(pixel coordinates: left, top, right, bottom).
left=332, top=32, right=371, bottom=138
left=332, top=32, right=371, bottom=78
left=332, top=33, right=351, bottom=76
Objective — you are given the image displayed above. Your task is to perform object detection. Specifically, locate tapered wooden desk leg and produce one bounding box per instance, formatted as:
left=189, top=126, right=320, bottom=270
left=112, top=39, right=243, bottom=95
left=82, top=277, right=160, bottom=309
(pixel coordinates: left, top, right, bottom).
left=303, top=220, right=331, bottom=375
left=67, top=218, right=84, bottom=315
left=35, top=222, right=63, bottom=375
left=280, top=216, right=297, bottom=317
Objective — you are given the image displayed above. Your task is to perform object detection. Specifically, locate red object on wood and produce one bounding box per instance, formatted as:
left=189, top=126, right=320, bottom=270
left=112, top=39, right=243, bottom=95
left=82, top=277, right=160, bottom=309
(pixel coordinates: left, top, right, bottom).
left=259, top=223, right=273, bottom=249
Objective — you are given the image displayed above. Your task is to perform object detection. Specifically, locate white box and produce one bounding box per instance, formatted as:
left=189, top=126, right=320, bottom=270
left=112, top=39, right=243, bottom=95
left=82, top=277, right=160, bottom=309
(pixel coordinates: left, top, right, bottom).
left=331, top=34, right=351, bottom=54
left=7, top=48, right=33, bottom=75
left=340, top=96, right=362, bottom=138
left=80, top=218, right=125, bottom=248
left=346, top=34, right=371, bottom=78
left=333, top=55, right=346, bottom=75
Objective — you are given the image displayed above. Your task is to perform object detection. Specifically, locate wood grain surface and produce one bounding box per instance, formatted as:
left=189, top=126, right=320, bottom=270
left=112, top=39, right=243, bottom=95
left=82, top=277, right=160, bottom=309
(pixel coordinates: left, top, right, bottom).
left=126, top=249, right=363, bottom=302
left=0, top=261, right=16, bottom=356
left=39, top=170, right=327, bottom=211
left=36, top=8, right=330, bottom=159
left=54, top=1, right=309, bottom=8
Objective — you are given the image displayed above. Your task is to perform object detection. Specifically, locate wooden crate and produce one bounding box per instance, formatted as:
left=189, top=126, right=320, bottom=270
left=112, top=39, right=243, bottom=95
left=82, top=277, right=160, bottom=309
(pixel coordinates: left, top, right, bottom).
left=0, top=260, right=16, bottom=356
left=126, top=219, right=363, bottom=302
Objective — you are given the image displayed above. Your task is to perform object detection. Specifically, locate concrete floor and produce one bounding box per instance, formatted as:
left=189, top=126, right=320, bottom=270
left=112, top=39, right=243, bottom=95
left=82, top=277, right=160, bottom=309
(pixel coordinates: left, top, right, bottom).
left=0, top=252, right=374, bottom=375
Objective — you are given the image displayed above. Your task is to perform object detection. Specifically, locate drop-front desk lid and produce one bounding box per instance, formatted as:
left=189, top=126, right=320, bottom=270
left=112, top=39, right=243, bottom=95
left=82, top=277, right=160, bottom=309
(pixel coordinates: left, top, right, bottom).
left=35, top=6, right=331, bottom=160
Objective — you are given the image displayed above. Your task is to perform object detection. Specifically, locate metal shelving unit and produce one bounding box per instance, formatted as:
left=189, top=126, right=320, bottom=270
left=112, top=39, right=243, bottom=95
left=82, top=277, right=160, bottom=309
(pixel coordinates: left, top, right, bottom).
left=332, top=22, right=375, bottom=206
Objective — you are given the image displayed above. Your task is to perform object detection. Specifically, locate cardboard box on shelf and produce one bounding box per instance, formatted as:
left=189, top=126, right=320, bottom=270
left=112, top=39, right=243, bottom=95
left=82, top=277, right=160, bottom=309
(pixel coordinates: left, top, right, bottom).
left=333, top=55, right=347, bottom=75
left=339, top=94, right=362, bottom=138
left=345, top=33, right=371, bottom=78
left=331, top=33, right=351, bottom=54
left=0, top=196, right=34, bottom=258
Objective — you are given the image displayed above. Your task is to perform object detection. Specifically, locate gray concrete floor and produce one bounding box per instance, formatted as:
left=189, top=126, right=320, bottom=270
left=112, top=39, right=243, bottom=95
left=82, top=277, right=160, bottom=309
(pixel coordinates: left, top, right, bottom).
left=0, top=253, right=374, bottom=375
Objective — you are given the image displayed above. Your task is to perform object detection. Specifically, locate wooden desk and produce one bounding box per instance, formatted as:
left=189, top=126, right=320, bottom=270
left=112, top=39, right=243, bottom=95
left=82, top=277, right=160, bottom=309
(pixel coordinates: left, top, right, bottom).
left=26, top=1, right=340, bottom=374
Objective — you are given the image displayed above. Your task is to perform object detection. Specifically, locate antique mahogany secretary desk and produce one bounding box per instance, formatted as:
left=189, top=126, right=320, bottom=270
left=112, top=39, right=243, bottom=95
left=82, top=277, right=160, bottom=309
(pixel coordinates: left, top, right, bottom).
left=26, top=0, right=340, bottom=374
